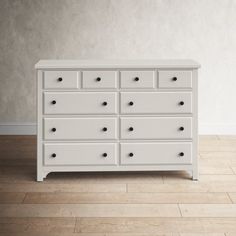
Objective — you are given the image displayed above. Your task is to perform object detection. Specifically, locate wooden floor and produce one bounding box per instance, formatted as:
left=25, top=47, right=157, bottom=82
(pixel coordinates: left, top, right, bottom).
left=1, top=136, right=236, bottom=235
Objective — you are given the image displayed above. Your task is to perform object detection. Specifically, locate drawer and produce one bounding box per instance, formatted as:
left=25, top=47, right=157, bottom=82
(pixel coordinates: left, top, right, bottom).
left=120, top=71, right=155, bottom=89
left=158, top=70, right=192, bottom=88
left=44, top=118, right=117, bottom=140
left=120, top=143, right=192, bottom=165
left=44, top=92, right=117, bottom=114
left=82, top=71, right=117, bottom=89
left=44, top=143, right=117, bottom=166
left=44, top=71, right=79, bottom=89
left=120, top=117, right=192, bottom=140
left=121, top=92, right=192, bottom=114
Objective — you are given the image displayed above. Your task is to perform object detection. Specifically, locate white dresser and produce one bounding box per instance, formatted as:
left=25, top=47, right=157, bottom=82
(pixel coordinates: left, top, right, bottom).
left=35, top=60, right=200, bottom=181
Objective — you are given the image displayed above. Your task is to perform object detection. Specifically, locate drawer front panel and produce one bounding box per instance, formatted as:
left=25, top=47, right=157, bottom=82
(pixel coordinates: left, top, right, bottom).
left=44, top=143, right=117, bottom=166
left=120, top=71, right=155, bottom=88
left=44, top=71, right=79, bottom=89
left=121, top=92, right=192, bottom=114
left=120, top=117, right=192, bottom=140
left=158, top=70, right=192, bottom=88
left=82, top=71, right=117, bottom=88
left=44, top=92, right=117, bottom=114
left=121, top=143, right=192, bottom=165
left=44, top=118, right=117, bottom=140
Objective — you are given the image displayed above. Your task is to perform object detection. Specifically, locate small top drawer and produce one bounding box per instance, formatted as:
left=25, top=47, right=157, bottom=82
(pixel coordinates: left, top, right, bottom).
left=120, top=71, right=155, bottom=89
left=158, top=70, right=192, bottom=88
left=44, top=71, right=79, bottom=89
left=82, top=71, right=117, bottom=89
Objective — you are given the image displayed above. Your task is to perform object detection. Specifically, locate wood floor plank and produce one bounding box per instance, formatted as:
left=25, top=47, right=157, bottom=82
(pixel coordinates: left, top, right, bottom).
left=0, top=204, right=181, bottom=217
left=180, top=204, right=236, bottom=217
left=0, top=183, right=127, bottom=193
left=199, top=140, right=236, bottom=152
left=2, top=234, right=104, bottom=236
left=0, top=192, right=25, bottom=203
left=75, top=217, right=236, bottom=233
left=0, top=217, right=75, bottom=234
left=23, top=192, right=231, bottom=204
left=163, top=174, right=236, bottom=183
left=127, top=182, right=236, bottom=193
left=199, top=165, right=234, bottom=174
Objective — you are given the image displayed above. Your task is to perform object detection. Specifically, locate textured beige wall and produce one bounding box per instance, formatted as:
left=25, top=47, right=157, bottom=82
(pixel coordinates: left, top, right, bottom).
left=0, top=0, right=236, bottom=129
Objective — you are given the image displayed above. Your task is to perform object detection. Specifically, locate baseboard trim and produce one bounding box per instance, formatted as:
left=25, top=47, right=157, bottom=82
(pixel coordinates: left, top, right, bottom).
left=0, top=122, right=236, bottom=135
left=0, top=123, right=36, bottom=135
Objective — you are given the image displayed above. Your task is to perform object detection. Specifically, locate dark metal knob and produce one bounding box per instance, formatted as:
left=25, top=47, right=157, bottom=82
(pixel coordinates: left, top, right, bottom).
left=102, top=101, right=107, bottom=106
left=102, top=127, right=107, bottom=132
left=96, top=77, right=101, bottom=82
left=134, top=77, right=139, bottom=81
left=129, top=101, right=134, bottom=106
left=179, top=127, right=184, bottom=131
left=129, top=127, right=134, bottom=131
left=58, top=77, right=63, bottom=82
left=179, top=101, right=184, bottom=106
left=172, top=77, right=177, bottom=81
left=51, top=128, right=56, bottom=132
left=51, top=153, right=56, bottom=158
left=129, top=152, right=134, bottom=157
left=51, top=100, right=56, bottom=105
left=103, top=153, right=107, bottom=157
left=179, top=152, right=184, bottom=157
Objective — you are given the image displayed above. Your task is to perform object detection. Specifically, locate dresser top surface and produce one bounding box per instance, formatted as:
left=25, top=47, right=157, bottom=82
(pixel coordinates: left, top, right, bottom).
left=35, top=59, right=200, bottom=69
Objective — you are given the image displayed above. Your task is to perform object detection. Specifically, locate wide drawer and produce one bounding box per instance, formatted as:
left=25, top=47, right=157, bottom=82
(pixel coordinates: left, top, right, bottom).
left=44, top=143, right=117, bottom=166
left=120, top=143, right=192, bottom=165
left=44, top=92, right=117, bottom=114
left=158, top=70, right=192, bottom=88
left=44, top=71, right=79, bottom=89
left=120, top=71, right=155, bottom=88
left=120, top=92, right=192, bottom=114
left=120, top=117, right=192, bottom=140
left=82, top=71, right=117, bottom=89
left=44, top=118, right=118, bottom=140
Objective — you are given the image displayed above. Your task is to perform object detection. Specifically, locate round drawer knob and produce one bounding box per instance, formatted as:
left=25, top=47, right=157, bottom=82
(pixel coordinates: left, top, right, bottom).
left=102, top=101, right=107, bottom=106
left=129, top=152, right=134, bottom=157
left=102, top=127, right=107, bottom=132
left=103, top=153, right=108, bottom=157
left=51, top=100, right=56, bottom=105
left=179, top=127, right=184, bottom=131
left=129, top=127, right=134, bottom=131
left=51, top=153, right=56, bottom=158
left=179, top=101, right=184, bottom=106
left=134, top=77, right=139, bottom=81
left=172, top=77, right=177, bottom=81
left=58, top=77, right=63, bottom=82
left=179, top=152, right=184, bottom=157
left=129, top=101, right=134, bottom=106
left=51, top=128, right=56, bottom=132
left=96, top=77, right=101, bottom=82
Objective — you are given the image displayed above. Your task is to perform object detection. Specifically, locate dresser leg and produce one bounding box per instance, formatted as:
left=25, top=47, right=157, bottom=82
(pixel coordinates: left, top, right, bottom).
left=37, top=172, right=44, bottom=182
left=37, top=171, right=49, bottom=182
left=192, top=169, right=198, bottom=181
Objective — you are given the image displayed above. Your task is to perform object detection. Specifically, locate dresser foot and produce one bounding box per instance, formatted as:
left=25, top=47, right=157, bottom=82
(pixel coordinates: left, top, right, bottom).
left=192, top=170, right=198, bottom=181
left=37, top=171, right=49, bottom=182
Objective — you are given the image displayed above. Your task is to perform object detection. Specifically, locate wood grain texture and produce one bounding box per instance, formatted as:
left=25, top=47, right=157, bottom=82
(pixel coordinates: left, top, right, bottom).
left=0, top=217, right=75, bottom=234
left=75, top=217, right=236, bottom=233
left=0, top=204, right=181, bottom=217
left=180, top=204, right=236, bottom=217
left=0, top=193, right=25, bottom=203
left=1, top=135, right=236, bottom=235
left=23, top=192, right=231, bottom=204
